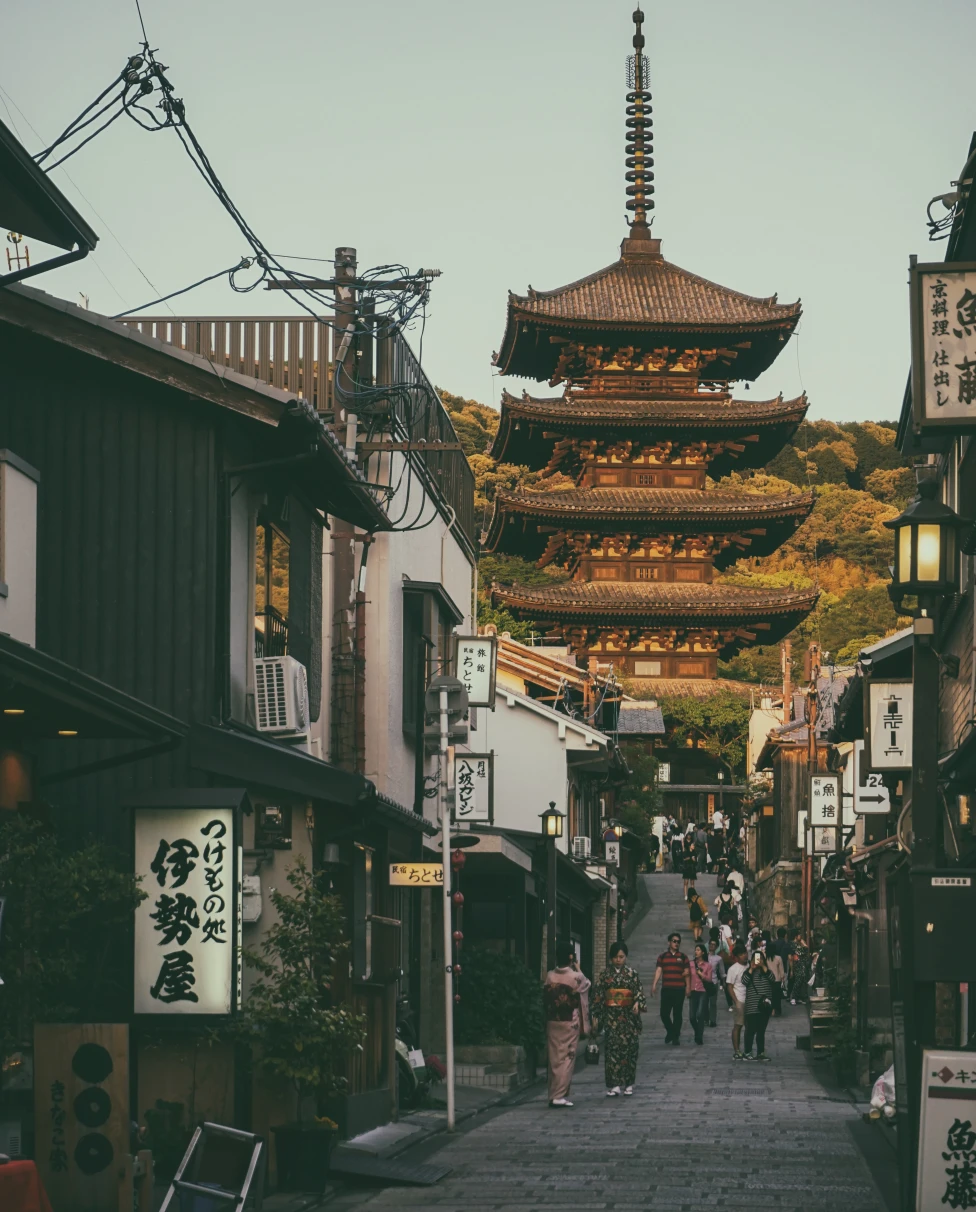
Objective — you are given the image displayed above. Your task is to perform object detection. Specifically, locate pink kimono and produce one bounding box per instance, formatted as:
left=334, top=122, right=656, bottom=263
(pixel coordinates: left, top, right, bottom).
left=543, top=965, right=592, bottom=1102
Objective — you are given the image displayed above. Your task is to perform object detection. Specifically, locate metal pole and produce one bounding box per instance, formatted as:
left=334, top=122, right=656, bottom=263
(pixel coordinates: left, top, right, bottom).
left=439, top=686, right=455, bottom=1132
left=547, top=836, right=557, bottom=972
left=804, top=655, right=819, bottom=941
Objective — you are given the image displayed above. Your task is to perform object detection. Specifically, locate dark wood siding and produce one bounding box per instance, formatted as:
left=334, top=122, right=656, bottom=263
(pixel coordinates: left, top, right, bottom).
left=0, top=328, right=221, bottom=843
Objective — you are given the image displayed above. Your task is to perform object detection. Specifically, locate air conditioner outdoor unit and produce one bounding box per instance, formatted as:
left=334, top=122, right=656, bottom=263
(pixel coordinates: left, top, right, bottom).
left=572, top=836, right=591, bottom=860
left=255, top=656, right=309, bottom=734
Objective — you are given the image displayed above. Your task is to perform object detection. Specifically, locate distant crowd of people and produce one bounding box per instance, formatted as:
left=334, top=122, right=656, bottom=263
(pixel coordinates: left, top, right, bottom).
left=542, top=810, right=825, bottom=1108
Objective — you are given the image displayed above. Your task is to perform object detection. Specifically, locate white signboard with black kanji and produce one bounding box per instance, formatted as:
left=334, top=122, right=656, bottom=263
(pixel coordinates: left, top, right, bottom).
left=453, top=752, right=493, bottom=824
left=134, top=807, right=237, bottom=1015
left=811, top=825, right=837, bottom=854
left=809, top=774, right=841, bottom=828
left=911, top=262, right=976, bottom=428
left=605, top=840, right=620, bottom=866
left=454, top=635, right=497, bottom=708
left=868, top=681, right=913, bottom=770
left=917, top=1049, right=976, bottom=1209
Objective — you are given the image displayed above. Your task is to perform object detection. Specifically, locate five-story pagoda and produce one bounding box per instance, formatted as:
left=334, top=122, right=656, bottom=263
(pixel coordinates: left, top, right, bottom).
left=486, top=7, right=817, bottom=683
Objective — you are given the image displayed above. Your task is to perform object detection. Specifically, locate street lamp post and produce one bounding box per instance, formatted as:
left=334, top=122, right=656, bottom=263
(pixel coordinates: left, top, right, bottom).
left=540, top=802, right=565, bottom=972
left=884, top=463, right=970, bottom=1208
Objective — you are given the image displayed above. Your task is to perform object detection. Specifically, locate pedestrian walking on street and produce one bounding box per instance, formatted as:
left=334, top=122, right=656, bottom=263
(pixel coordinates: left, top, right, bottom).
left=592, top=941, right=646, bottom=1097
left=669, top=832, right=684, bottom=874
left=681, top=847, right=698, bottom=897
left=726, top=944, right=749, bottom=1058
left=742, top=951, right=776, bottom=1061
left=706, top=938, right=726, bottom=1026
left=765, top=940, right=786, bottom=1016
left=694, top=823, right=708, bottom=872
left=788, top=929, right=812, bottom=1005
left=651, top=932, right=691, bottom=1045
left=688, top=942, right=714, bottom=1044
left=688, top=885, right=708, bottom=942
left=543, top=941, right=591, bottom=1107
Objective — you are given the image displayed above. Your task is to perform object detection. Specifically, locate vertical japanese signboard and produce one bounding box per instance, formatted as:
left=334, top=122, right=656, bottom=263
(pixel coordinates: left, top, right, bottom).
left=917, top=1049, right=976, bottom=1209
left=809, top=774, right=841, bottom=828
left=866, top=680, right=913, bottom=770
left=454, top=635, right=497, bottom=708
left=34, top=1023, right=128, bottom=1212
left=453, top=752, right=493, bottom=825
left=134, top=807, right=238, bottom=1015
left=911, top=260, right=976, bottom=428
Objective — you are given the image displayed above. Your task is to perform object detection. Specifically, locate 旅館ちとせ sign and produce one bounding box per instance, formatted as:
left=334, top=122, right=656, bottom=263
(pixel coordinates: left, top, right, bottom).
left=454, top=635, right=497, bottom=708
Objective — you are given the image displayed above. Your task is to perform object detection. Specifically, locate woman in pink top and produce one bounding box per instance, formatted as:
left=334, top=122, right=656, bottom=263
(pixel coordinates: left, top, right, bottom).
left=688, top=942, right=714, bottom=1045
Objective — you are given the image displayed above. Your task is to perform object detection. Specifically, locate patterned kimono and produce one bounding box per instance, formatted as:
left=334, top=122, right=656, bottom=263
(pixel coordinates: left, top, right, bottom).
left=543, top=966, right=591, bottom=1102
left=592, top=964, right=647, bottom=1089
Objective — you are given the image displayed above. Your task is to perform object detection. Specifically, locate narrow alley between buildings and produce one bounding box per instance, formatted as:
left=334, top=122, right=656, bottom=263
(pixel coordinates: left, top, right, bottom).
left=334, top=873, right=891, bottom=1212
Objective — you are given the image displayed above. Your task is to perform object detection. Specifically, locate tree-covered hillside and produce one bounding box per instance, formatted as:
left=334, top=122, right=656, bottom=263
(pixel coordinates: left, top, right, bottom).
left=441, top=391, right=912, bottom=675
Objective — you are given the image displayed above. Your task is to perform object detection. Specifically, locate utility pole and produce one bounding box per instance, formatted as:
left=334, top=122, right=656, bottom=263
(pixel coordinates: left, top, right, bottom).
left=330, top=246, right=361, bottom=771
left=803, top=642, right=820, bottom=941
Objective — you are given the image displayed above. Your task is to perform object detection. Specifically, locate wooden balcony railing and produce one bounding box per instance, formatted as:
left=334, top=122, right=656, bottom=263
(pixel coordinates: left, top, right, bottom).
left=120, top=315, right=475, bottom=548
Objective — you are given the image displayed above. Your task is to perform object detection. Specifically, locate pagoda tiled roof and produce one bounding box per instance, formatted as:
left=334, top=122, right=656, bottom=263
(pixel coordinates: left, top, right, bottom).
left=495, top=238, right=801, bottom=381
left=484, top=486, right=813, bottom=563
left=491, top=579, right=818, bottom=625
left=490, top=485, right=812, bottom=522
left=489, top=390, right=809, bottom=471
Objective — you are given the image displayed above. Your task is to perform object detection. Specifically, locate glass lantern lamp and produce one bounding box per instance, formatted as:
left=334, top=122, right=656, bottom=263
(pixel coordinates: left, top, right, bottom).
left=540, top=802, right=565, bottom=839
left=884, top=464, right=970, bottom=612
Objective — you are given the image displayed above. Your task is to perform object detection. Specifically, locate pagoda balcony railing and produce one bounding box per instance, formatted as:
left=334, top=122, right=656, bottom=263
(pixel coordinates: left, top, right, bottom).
left=119, top=314, right=475, bottom=549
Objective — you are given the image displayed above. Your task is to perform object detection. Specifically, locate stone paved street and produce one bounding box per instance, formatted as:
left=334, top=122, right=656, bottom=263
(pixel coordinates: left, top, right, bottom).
left=350, top=873, right=890, bottom=1211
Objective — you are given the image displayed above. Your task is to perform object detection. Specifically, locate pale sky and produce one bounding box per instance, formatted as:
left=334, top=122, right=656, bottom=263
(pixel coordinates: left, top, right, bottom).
left=4, top=0, right=974, bottom=422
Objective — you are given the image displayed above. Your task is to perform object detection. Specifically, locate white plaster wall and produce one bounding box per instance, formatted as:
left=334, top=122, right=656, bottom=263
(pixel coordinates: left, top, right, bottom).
left=363, top=450, right=474, bottom=807
left=748, top=706, right=782, bottom=772
left=0, top=456, right=38, bottom=647
left=458, top=691, right=607, bottom=855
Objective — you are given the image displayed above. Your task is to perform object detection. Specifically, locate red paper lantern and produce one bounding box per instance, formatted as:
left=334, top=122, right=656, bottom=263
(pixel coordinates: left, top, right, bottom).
left=452, top=891, right=464, bottom=906
left=453, top=963, right=462, bottom=975
left=454, top=994, right=462, bottom=1004
left=451, top=848, right=466, bottom=868
left=452, top=930, right=464, bottom=942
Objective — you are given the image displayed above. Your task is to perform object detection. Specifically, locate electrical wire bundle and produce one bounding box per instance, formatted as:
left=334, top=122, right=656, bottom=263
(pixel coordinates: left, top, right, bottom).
left=35, top=19, right=462, bottom=535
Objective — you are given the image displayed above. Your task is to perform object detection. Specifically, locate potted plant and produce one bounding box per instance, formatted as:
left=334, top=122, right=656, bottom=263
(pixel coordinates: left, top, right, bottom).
left=236, top=857, right=365, bottom=1192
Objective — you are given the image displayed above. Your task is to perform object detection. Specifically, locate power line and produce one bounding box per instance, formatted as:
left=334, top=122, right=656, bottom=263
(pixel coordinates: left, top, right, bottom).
left=113, top=256, right=265, bottom=318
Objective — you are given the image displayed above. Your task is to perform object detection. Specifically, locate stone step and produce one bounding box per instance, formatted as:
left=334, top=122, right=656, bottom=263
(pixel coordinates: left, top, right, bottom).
left=454, top=1065, right=520, bottom=1090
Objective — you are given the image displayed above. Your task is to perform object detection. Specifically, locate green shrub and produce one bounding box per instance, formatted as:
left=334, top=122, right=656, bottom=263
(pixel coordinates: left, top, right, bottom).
left=455, top=946, right=544, bottom=1053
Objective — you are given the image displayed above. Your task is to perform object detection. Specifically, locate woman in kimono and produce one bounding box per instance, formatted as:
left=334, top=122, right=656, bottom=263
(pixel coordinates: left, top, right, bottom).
left=592, top=940, right=647, bottom=1097
left=543, top=941, right=591, bottom=1108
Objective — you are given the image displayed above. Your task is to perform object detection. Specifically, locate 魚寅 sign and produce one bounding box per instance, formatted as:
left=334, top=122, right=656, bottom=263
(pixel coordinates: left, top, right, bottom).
left=134, top=807, right=239, bottom=1016
left=453, top=752, right=493, bottom=825
left=454, top=635, right=497, bottom=708
left=910, top=260, right=976, bottom=429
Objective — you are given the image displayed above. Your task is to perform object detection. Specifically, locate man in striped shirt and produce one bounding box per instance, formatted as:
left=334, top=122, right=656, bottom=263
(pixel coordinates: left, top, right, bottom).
left=651, top=932, right=691, bottom=1045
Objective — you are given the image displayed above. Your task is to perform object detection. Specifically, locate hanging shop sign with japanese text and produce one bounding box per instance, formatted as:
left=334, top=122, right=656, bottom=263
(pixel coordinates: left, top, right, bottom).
left=910, top=260, right=976, bottom=429
left=452, top=752, right=493, bottom=825
left=809, top=774, right=841, bottom=828
left=809, top=825, right=837, bottom=855
left=866, top=679, right=913, bottom=771
left=454, top=635, right=498, bottom=708
left=389, top=863, right=444, bottom=887
left=917, top=1049, right=976, bottom=1209
left=134, top=807, right=238, bottom=1016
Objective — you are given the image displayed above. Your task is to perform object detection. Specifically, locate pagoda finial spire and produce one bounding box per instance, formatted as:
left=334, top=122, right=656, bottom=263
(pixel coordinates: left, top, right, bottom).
left=625, top=6, right=654, bottom=240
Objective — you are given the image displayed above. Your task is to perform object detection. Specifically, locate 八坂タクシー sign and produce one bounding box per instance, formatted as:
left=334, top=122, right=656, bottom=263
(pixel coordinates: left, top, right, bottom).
left=453, top=752, right=493, bottom=825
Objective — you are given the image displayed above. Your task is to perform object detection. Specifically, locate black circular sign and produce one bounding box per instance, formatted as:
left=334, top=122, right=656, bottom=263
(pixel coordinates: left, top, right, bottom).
left=73, top=1086, right=111, bottom=1128
left=71, top=1043, right=113, bottom=1084
left=74, top=1132, right=113, bottom=1176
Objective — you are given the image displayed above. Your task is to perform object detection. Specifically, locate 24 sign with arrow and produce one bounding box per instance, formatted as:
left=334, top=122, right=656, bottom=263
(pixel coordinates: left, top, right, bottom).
left=853, top=739, right=891, bottom=815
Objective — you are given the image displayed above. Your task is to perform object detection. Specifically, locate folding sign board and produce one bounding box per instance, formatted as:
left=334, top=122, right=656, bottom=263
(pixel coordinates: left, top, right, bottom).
left=917, top=1049, right=976, bottom=1209
left=454, top=635, right=497, bottom=708
left=452, top=752, right=493, bottom=825
left=910, top=260, right=976, bottom=429
left=809, top=774, right=841, bottom=828
left=34, top=1024, right=128, bottom=1212
left=866, top=680, right=912, bottom=771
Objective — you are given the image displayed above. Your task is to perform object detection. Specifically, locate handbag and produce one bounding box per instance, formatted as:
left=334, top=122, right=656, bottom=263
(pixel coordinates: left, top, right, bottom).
left=584, top=1041, right=600, bottom=1064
